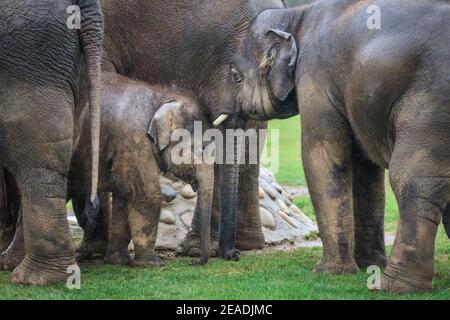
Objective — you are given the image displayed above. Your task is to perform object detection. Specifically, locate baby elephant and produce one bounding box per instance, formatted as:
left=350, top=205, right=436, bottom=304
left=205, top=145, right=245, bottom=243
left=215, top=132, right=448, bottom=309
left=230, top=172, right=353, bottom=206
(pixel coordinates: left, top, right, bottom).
left=69, top=73, right=214, bottom=266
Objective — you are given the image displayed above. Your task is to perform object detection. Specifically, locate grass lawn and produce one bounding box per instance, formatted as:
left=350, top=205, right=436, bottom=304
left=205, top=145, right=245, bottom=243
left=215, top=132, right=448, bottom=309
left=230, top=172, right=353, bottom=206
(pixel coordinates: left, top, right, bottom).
left=0, top=117, right=448, bottom=300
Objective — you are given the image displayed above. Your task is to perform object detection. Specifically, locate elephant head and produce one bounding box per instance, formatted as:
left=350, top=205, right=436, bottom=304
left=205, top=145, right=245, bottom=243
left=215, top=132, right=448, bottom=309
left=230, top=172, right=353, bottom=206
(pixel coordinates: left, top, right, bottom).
left=148, top=99, right=214, bottom=265
left=230, top=10, right=299, bottom=120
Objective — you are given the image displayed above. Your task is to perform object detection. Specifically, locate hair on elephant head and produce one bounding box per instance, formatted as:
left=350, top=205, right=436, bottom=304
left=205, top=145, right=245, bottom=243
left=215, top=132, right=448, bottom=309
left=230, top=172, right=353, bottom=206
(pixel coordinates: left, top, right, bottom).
left=230, top=11, right=299, bottom=120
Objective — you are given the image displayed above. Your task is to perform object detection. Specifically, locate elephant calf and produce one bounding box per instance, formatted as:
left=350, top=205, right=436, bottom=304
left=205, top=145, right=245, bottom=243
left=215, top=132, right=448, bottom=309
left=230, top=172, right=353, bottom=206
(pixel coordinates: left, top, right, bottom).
left=69, top=73, right=215, bottom=266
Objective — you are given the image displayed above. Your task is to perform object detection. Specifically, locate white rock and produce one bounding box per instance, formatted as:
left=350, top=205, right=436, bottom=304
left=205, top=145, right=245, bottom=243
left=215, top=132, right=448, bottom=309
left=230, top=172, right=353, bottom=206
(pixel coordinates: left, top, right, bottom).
left=290, top=205, right=304, bottom=216
left=181, top=184, right=197, bottom=199
left=160, top=210, right=176, bottom=225
left=262, top=181, right=277, bottom=200
left=277, top=198, right=290, bottom=214
left=271, top=182, right=284, bottom=194
left=260, top=207, right=276, bottom=229
left=259, top=187, right=265, bottom=199
left=180, top=211, right=193, bottom=228
left=279, top=211, right=299, bottom=228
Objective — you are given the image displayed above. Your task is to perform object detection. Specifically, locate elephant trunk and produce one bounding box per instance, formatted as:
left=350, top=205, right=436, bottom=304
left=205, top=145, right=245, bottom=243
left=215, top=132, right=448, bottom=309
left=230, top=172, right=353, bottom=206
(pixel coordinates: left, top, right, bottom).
left=192, top=165, right=214, bottom=265
left=218, top=119, right=241, bottom=261
left=79, top=0, right=104, bottom=228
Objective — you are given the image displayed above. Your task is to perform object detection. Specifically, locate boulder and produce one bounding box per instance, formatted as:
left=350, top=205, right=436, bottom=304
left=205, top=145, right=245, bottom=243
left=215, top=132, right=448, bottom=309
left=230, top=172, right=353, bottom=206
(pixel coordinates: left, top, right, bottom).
left=68, top=168, right=318, bottom=250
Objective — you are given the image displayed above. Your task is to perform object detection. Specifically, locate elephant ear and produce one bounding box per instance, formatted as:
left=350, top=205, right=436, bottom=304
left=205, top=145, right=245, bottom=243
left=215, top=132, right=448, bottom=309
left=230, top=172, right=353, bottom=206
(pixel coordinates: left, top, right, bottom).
left=265, top=29, right=298, bottom=101
left=148, top=100, right=183, bottom=152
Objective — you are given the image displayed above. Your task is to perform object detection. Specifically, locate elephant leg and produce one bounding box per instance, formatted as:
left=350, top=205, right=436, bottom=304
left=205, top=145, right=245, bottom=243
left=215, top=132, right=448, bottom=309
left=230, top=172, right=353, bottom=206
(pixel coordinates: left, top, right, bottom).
left=301, top=89, right=358, bottom=274
left=381, top=140, right=449, bottom=293
left=0, top=168, right=12, bottom=253
left=235, top=162, right=265, bottom=250
left=73, top=194, right=109, bottom=261
left=180, top=121, right=265, bottom=255
left=0, top=214, right=25, bottom=271
left=0, top=169, right=19, bottom=253
left=104, top=194, right=132, bottom=265
left=0, top=172, right=23, bottom=270
left=352, top=145, right=387, bottom=268
left=128, top=196, right=163, bottom=267
left=235, top=120, right=266, bottom=250
left=11, top=166, right=76, bottom=286
left=179, top=165, right=220, bottom=257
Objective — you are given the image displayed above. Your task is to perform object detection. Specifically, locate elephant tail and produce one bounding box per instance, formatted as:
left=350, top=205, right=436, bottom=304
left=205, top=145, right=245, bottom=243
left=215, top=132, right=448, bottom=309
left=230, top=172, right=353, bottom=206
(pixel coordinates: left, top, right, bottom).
left=78, top=0, right=104, bottom=223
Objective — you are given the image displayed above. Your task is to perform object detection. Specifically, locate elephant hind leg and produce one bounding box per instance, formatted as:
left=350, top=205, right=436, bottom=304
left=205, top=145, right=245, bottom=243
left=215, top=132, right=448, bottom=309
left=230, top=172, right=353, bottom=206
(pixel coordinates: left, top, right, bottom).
left=382, top=148, right=450, bottom=293
left=352, top=145, right=387, bottom=269
left=12, top=168, right=76, bottom=285
left=0, top=168, right=20, bottom=253
left=0, top=215, right=25, bottom=271
left=73, top=194, right=109, bottom=262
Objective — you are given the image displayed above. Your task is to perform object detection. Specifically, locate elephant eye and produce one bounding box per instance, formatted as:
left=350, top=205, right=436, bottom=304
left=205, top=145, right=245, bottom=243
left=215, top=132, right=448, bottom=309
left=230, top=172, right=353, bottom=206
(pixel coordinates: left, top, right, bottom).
left=230, top=65, right=243, bottom=84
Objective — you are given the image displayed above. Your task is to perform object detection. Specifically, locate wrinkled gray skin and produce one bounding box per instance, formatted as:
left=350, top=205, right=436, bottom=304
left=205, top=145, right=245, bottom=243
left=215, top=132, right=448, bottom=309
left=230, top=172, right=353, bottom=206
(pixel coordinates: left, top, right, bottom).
left=69, top=73, right=215, bottom=266
left=0, top=0, right=103, bottom=285
left=75, top=0, right=297, bottom=261
left=233, top=0, right=450, bottom=293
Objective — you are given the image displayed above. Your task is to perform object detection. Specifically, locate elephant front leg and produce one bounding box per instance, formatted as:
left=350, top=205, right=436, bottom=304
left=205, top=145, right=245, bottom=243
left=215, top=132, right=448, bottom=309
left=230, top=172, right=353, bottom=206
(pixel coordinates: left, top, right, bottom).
left=179, top=168, right=220, bottom=257
left=104, top=194, right=132, bottom=265
left=235, top=119, right=266, bottom=251
left=12, top=169, right=76, bottom=285
left=301, top=101, right=358, bottom=274
left=352, top=145, right=387, bottom=269
left=127, top=196, right=163, bottom=268
left=235, top=162, right=265, bottom=250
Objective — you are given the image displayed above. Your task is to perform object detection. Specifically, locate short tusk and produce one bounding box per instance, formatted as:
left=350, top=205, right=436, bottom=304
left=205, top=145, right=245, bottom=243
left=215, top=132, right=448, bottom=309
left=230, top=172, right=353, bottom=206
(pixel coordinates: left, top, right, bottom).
left=213, top=114, right=229, bottom=127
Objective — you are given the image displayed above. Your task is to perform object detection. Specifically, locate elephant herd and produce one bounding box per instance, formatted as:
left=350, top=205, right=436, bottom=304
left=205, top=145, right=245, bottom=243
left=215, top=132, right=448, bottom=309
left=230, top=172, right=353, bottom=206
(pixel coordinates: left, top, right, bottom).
left=0, top=0, right=449, bottom=295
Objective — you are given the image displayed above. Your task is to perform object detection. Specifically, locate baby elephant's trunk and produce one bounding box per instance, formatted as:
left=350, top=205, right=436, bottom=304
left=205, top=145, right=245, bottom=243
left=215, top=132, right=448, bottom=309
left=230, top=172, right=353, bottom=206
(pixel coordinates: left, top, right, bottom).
left=191, top=165, right=215, bottom=266
left=78, top=0, right=104, bottom=229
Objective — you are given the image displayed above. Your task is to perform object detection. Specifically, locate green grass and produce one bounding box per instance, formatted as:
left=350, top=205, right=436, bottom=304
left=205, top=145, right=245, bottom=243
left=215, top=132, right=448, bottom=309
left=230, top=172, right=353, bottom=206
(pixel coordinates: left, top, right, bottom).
left=0, top=235, right=448, bottom=300
left=263, top=116, right=305, bottom=186
left=0, top=117, right=448, bottom=300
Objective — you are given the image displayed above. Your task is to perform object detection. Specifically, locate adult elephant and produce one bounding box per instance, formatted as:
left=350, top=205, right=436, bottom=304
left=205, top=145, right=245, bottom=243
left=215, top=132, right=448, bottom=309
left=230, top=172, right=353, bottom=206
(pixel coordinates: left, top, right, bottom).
left=76, top=0, right=298, bottom=261
left=230, top=0, right=450, bottom=293
left=0, top=0, right=103, bottom=285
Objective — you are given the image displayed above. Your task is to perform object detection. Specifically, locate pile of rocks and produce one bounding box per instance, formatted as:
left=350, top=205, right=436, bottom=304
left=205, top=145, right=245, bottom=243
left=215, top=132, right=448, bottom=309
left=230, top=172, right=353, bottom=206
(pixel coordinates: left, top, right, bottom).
left=68, top=168, right=318, bottom=249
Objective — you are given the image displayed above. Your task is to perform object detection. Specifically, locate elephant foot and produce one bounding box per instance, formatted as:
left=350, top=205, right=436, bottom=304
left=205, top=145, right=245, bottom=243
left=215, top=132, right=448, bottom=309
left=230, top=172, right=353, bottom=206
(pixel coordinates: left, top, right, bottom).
left=355, top=251, right=387, bottom=269
left=104, top=250, right=132, bottom=266
left=178, top=233, right=219, bottom=258
left=236, top=228, right=265, bottom=251
left=11, top=255, right=75, bottom=286
left=132, top=255, right=164, bottom=268
left=379, top=265, right=432, bottom=294
left=0, top=248, right=25, bottom=271
left=223, top=249, right=240, bottom=262
left=76, top=237, right=108, bottom=262
left=313, top=258, right=359, bottom=274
